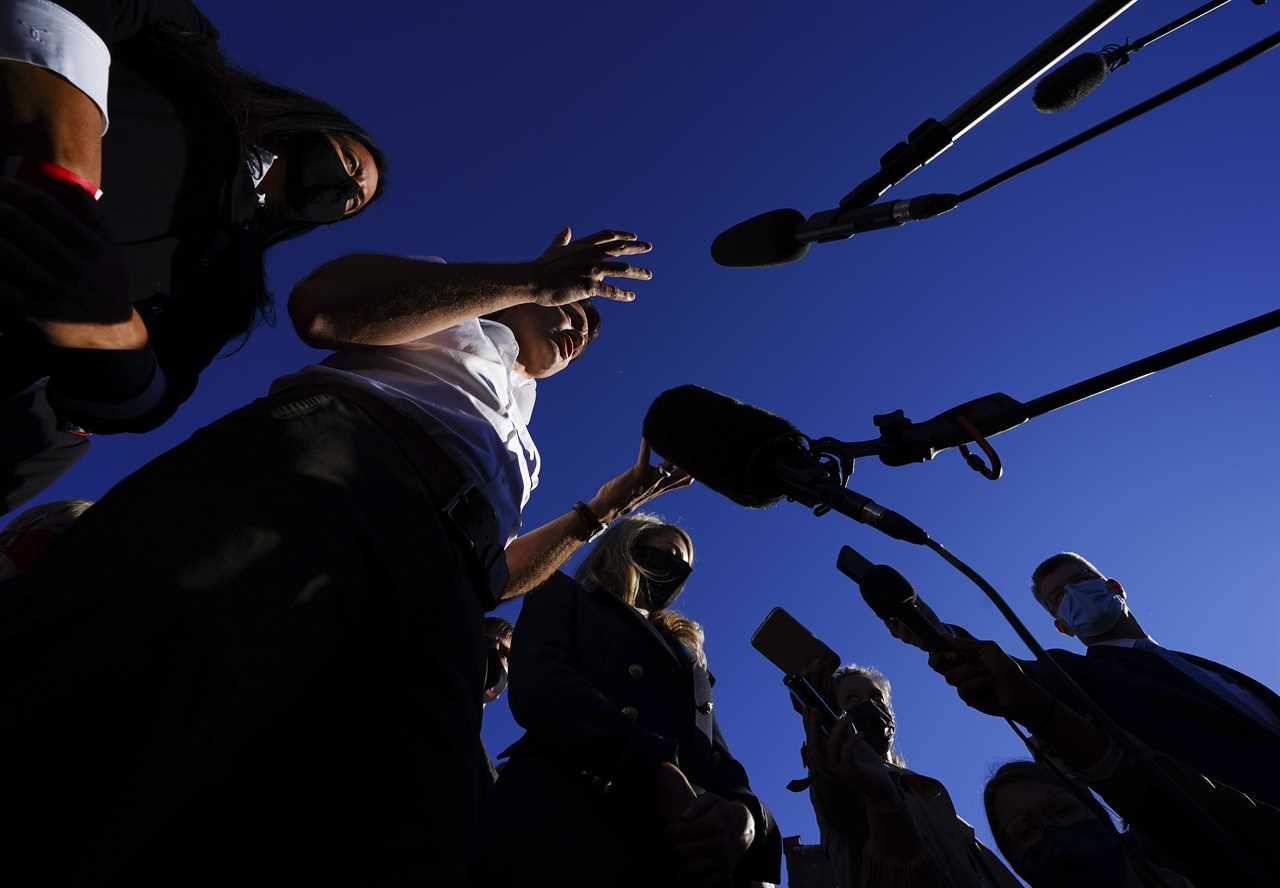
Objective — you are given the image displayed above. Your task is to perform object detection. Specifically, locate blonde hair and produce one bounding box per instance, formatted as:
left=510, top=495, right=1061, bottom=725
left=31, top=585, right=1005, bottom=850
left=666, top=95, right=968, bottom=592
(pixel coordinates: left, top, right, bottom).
left=574, top=513, right=705, bottom=667
left=833, top=663, right=906, bottom=767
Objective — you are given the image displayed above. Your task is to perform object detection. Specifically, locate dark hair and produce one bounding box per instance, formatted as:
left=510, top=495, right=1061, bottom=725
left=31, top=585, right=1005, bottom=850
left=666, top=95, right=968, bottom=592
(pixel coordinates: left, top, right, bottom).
left=1030, top=552, right=1103, bottom=609
left=131, top=22, right=388, bottom=337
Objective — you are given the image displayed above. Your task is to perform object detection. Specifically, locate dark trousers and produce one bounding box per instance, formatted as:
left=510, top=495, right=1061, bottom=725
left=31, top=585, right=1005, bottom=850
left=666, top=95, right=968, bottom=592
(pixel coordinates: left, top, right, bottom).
left=1, top=388, right=499, bottom=886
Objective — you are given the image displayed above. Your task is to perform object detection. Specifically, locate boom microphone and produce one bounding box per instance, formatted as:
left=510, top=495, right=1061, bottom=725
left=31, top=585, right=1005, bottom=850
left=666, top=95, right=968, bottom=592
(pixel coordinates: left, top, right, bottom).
left=642, top=385, right=808, bottom=508
left=711, top=194, right=959, bottom=268
left=643, top=385, right=929, bottom=543
left=1032, top=51, right=1111, bottom=112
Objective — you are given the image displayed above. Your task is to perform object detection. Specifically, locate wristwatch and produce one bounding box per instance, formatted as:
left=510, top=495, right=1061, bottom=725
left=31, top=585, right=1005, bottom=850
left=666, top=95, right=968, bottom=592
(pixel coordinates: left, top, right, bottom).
left=572, top=501, right=609, bottom=543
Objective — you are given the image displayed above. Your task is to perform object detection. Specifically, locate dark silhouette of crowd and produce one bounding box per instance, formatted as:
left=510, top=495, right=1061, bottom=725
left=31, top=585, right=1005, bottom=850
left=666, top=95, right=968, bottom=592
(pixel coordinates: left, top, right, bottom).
left=2, top=3, right=1276, bottom=886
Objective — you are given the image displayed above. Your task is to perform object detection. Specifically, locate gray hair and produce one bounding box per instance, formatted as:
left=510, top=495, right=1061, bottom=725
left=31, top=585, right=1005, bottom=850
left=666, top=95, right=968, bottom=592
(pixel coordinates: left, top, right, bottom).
left=833, top=663, right=906, bottom=767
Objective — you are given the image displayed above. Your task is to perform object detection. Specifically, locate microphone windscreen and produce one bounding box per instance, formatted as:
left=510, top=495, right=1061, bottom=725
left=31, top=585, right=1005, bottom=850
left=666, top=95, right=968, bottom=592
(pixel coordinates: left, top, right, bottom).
left=643, top=385, right=806, bottom=508
left=1033, top=52, right=1108, bottom=113
left=711, top=209, right=810, bottom=267
left=859, top=564, right=918, bottom=621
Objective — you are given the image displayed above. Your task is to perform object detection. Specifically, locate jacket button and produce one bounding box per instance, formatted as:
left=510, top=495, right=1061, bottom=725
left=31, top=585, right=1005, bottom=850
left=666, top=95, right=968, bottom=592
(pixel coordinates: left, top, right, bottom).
left=621, top=706, right=639, bottom=722
left=697, top=701, right=714, bottom=715
left=628, top=664, right=644, bottom=680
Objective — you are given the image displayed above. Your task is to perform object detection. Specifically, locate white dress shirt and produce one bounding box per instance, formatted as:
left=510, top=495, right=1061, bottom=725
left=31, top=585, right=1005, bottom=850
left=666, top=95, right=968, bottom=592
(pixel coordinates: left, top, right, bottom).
left=273, top=317, right=539, bottom=545
left=1, top=0, right=110, bottom=133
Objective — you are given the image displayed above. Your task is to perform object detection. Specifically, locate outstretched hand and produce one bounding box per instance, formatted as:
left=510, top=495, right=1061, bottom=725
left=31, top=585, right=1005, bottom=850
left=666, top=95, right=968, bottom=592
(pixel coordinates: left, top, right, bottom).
left=590, top=438, right=694, bottom=523
left=530, top=226, right=654, bottom=305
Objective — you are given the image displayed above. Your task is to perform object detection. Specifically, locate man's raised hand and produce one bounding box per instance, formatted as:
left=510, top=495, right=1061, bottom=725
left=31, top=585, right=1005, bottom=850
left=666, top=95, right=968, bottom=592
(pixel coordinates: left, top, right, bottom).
left=530, top=226, right=653, bottom=305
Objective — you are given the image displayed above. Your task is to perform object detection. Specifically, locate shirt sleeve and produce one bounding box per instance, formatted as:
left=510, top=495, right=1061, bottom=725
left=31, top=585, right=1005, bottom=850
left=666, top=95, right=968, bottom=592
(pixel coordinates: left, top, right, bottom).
left=0, top=0, right=111, bottom=133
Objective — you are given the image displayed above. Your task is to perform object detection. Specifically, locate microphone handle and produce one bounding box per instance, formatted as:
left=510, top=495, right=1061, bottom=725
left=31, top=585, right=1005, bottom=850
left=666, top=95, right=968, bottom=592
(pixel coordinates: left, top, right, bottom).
left=798, top=194, right=959, bottom=244
left=892, top=601, right=954, bottom=653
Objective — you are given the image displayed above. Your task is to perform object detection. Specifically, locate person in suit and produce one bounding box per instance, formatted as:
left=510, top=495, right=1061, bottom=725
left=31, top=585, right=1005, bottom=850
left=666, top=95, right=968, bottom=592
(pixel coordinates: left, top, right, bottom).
left=484, top=514, right=782, bottom=887
left=929, top=632, right=1280, bottom=885
left=1023, top=551, right=1280, bottom=808
left=0, top=0, right=386, bottom=512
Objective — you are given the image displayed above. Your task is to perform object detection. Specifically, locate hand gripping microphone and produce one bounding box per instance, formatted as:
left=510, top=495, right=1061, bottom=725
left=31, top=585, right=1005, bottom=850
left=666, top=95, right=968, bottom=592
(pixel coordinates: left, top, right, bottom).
left=643, top=385, right=928, bottom=544
left=836, top=549, right=953, bottom=652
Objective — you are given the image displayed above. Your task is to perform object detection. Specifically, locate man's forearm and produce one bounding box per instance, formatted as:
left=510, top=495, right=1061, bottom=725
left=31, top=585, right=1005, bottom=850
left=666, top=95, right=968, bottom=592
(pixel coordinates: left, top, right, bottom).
left=501, top=510, right=588, bottom=600
left=289, top=255, right=538, bottom=349
left=502, top=491, right=628, bottom=599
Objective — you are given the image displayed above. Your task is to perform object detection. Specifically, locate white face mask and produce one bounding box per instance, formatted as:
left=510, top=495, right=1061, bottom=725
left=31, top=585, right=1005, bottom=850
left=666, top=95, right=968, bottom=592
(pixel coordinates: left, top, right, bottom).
left=1057, top=578, right=1126, bottom=638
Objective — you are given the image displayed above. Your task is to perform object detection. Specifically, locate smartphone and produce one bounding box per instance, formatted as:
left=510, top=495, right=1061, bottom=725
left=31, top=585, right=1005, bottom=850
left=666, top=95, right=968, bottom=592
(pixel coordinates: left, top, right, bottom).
left=751, top=607, right=841, bottom=677
left=783, top=673, right=843, bottom=736
left=836, top=545, right=873, bottom=585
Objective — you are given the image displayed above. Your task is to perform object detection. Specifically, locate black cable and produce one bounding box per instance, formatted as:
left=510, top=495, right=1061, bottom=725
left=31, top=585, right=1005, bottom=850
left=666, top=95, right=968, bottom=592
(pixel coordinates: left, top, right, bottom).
left=1129, top=0, right=1234, bottom=54
left=959, top=28, right=1280, bottom=205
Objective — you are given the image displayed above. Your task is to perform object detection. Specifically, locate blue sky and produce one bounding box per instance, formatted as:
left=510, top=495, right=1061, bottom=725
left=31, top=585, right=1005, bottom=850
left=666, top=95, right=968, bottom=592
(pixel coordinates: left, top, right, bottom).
left=36, top=2, right=1280, bottom=882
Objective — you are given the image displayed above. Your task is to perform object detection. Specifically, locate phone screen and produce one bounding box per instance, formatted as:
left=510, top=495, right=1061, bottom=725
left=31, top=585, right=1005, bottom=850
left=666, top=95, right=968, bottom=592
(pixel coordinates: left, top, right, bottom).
left=751, top=607, right=841, bottom=677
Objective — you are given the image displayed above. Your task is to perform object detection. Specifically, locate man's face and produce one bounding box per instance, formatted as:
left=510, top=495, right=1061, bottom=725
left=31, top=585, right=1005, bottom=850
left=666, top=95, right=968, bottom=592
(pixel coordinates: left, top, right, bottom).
left=1035, top=564, right=1120, bottom=637
left=500, top=302, right=590, bottom=379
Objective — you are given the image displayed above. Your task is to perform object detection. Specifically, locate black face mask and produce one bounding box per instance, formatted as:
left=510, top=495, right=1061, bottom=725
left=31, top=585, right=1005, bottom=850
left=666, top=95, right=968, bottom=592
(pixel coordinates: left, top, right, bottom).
left=1013, top=820, right=1128, bottom=888
left=633, top=545, right=692, bottom=611
left=279, top=132, right=360, bottom=223
left=847, top=698, right=895, bottom=758
left=482, top=646, right=508, bottom=702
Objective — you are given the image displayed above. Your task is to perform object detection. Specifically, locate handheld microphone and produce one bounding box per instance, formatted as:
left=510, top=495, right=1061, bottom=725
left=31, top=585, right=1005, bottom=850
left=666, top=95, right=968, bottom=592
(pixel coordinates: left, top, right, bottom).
left=836, top=550, right=953, bottom=652
left=643, top=385, right=929, bottom=543
left=711, top=193, right=959, bottom=268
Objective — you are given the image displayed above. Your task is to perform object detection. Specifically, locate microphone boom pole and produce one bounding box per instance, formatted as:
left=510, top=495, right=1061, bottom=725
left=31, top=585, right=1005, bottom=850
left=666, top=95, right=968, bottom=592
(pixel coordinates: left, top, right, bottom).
left=839, top=0, right=1137, bottom=208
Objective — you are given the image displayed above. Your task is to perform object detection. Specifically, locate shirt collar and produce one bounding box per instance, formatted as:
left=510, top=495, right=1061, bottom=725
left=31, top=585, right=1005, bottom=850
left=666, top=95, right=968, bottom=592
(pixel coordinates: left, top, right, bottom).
left=1089, top=635, right=1157, bottom=650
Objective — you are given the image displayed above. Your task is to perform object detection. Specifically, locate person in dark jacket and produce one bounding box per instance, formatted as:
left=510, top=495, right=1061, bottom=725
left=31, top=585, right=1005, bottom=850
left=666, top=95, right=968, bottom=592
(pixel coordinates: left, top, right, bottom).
left=485, top=514, right=782, bottom=887
left=1023, top=551, right=1280, bottom=809
left=929, top=632, right=1280, bottom=885
left=0, top=0, right=386, bottom=513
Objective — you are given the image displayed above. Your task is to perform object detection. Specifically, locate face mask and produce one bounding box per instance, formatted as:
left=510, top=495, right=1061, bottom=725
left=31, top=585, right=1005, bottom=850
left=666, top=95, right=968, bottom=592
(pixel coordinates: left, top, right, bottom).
left=847, top=698, right=895, bottom=758
left=1058, top=579, right=1126, bottom=638
left=633, top=545, right=692, bottom=611
left=482, top=646, right=508, bottom=703
left=279, top=132, right=360, bottom=223
left=1014, top=820, right=1128, bottom=888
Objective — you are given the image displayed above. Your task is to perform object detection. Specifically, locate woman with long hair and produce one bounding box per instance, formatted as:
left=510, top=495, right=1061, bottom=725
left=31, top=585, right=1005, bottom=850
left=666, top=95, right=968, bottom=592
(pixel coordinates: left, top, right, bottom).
left=485, top=514, right=782, bottom=887
left=0, top=0, right=386, bottom=512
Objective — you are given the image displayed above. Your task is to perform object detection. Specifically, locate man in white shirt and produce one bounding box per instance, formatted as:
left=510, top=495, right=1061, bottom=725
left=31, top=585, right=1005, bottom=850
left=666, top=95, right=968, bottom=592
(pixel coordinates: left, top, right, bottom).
left=1023, top=551, right=1280, bottom=809
left=2, top=226, right=691, bottom=887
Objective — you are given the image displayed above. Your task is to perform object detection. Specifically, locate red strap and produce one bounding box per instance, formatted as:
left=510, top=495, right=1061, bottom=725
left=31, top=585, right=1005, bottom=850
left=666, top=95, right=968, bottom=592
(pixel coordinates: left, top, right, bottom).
left=17, top=158, right=103, bottom=200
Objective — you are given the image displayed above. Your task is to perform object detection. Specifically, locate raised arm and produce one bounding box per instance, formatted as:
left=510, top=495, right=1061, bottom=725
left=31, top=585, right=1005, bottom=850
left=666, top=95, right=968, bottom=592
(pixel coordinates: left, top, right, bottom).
left=288, top=227, right=653, bottom=349
left=501, top=439, right=692, bottom=600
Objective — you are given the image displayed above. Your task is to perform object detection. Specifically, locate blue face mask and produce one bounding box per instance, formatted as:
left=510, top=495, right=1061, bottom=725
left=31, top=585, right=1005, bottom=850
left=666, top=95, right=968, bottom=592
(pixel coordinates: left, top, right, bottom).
left=1057, top=578, right=1126, bottom=638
